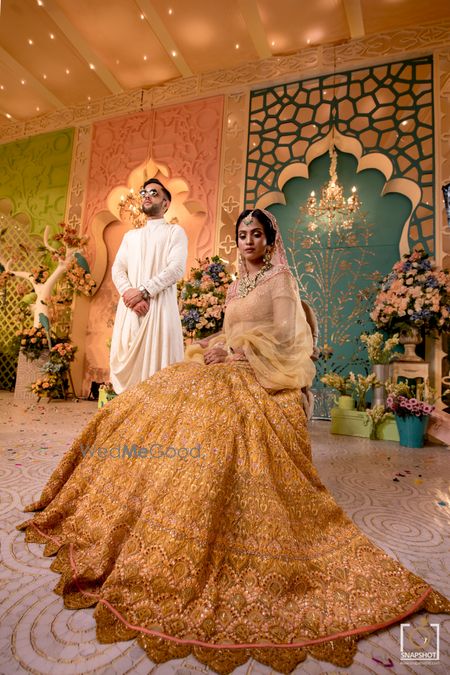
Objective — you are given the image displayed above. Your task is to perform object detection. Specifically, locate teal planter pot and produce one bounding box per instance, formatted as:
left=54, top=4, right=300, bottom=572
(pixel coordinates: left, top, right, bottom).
left=395, top=415, right=429, bottom=448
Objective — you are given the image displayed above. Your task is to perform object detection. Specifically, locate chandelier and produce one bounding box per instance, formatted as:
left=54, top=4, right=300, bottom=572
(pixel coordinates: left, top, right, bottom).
left=305, top=140, right=362, bottom=236
left=118, top=189, right=146, bottom=228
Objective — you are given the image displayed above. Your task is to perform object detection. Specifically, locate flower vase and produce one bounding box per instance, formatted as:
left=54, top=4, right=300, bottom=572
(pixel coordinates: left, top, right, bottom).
left=394, top=327, right=423, bottom=362
left=337, top=395, right=355, bottom=410
left=372, top=364, right=390, bottom=407
left=395, top=415, right=429, bottom=448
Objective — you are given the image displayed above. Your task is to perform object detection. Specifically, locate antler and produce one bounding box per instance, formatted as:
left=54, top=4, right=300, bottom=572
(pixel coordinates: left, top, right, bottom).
left=0, top=256, right=33, bottom=282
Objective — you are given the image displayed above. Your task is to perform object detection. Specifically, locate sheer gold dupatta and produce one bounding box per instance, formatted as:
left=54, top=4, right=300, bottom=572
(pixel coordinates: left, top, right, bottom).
left=185, top=269, right=316, bottom=392
left=224, top=269, right=316, bottom=390
left=185, top=207, right=315, bottom=391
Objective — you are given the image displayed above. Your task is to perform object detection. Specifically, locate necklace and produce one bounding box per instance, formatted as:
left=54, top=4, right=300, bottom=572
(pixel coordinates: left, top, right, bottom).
left=238, top=260, right=273, bottom=298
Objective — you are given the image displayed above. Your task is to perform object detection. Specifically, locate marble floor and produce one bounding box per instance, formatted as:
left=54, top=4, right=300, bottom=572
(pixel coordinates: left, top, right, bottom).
left=0, top=391, right=448, bottom=675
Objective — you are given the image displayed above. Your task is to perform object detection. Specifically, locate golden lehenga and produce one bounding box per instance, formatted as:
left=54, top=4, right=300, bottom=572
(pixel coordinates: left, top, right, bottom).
left=19, top=268, right=449, bottom=674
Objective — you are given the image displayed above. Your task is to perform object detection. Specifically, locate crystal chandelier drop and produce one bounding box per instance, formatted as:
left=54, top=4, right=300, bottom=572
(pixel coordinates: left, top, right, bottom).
left=305, top=140, right=362, bottom=235
left=118, top=189, right=146, bottom=228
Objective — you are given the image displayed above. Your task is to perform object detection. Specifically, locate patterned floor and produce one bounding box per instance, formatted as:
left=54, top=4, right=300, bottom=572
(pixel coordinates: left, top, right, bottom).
left=0, top=390, right=448, bottom=675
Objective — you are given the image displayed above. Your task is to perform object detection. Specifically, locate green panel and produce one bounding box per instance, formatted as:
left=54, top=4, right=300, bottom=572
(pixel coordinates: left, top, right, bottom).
left=270, top=151, right=412, bottom=383
left=0, top=128, right=74, bottom=389
left=246, top=56, right=434, bottom=252
left=245, top=56, right=434, bottom=413
left=0, top=128, right=74, bottom=236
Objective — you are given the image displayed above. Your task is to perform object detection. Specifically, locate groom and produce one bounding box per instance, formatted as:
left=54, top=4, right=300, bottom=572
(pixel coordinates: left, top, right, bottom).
left=110, top=178, right=188, bottom=394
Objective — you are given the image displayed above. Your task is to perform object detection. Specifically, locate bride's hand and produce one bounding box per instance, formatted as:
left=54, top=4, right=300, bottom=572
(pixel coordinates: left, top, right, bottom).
left=194, top=337, right=210, bottom=348
left=204, top=346, right=227, bottom=365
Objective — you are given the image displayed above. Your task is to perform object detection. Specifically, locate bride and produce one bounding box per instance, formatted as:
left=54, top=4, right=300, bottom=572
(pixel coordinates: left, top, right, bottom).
left=19, top=208, right=448, bottom=674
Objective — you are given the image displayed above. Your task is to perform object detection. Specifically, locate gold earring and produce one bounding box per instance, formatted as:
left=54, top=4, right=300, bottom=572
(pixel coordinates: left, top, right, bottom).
left=263, top=248, right=272, bottom=265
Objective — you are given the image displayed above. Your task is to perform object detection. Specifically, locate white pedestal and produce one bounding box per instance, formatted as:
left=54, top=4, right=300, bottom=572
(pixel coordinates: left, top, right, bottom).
left=14, top=351, right=49, bottom=402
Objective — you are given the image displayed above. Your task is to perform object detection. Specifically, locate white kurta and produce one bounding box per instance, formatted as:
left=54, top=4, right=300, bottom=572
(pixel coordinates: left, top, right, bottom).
left=110, top=218, right=188, bottom=394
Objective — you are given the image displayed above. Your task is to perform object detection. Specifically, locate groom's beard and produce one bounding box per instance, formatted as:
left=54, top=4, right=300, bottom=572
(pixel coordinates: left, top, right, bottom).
left=142, top=203, right=161, bottom=217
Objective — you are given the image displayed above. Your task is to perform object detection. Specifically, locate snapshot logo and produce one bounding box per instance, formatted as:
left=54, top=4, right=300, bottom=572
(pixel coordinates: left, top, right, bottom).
left=80, top=443, right=206, bottom=461
left=400, top=617, right=440, bottom=661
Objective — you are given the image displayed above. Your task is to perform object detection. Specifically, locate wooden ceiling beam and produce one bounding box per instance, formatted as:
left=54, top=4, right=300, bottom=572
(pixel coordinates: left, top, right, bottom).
left=237, top=0, right=272, bottom=59
left=41, top=0, right=123, bottom=94
left=0, top=46, right=65, bottom=109
left=343, top=0, right=365, bottom=39
left=136, top=0, right=193, bottom=77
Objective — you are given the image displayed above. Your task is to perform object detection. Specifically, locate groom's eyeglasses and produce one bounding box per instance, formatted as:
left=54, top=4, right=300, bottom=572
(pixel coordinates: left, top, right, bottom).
left=139, top=188, right=159, bottom=198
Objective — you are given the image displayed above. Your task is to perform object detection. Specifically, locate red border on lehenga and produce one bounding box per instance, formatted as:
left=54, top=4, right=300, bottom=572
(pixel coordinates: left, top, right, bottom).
left=30, top=521, right=433, bottom=651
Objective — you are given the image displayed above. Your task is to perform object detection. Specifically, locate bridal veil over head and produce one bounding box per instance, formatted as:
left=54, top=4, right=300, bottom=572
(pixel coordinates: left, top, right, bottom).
left=225, top=208, right=315, bottom=390
left=187, top=208, right=316, bottom=392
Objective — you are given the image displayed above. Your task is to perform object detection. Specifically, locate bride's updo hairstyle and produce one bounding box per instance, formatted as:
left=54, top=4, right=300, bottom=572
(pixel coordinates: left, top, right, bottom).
left=235, top=208, right=277, bottom=246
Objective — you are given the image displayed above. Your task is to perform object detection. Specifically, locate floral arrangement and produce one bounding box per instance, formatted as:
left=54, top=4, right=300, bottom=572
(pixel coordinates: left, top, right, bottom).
left=30, top=373, right=62, bottom=399
left=41, top=342, right=77, bottom=376
left=178, top=256, right=233, bottom=340
left=365, top=404, right=394, bottom=439
left=52, top=222, right=88, bottom=250
left=16, top=325, right=49, bottom=360
left=31, top=265, right=50, bottom=284
left=320, top=372, right=353, bottom=396
left=349, top=372, right=380, bottom=411
left=321, top=370, right=380, bottom=410
left=65, top=259, right=96, bottom=295
left=360, top=332, right=399, bottom=364
left=371, top=250, right=450, bottom=334
left=30, top=340, right=77, bottom=399
left=385, top=380, right=436, bottom=418
left=50, top=341, right=77, bottom=362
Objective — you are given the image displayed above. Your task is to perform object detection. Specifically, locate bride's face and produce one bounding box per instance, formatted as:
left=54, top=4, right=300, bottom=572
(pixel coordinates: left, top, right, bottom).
left=237, top=217, right=268, bottom=266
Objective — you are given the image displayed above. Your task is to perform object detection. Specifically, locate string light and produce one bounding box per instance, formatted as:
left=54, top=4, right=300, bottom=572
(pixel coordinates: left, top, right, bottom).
left=5, top=113, right=12, bottom=119
left=171, top=50, right=177, bottom=57
left=20, top=79, right=26, bottom=85
left=235, top=43, right=240, bottom=49
left=43, top=74, right=47, bottom=79
left=143, top=55, right=148, bottom=61
left=140, top=13, right=145, bottom=19
left=89, top=63, right=95, bottom=70
left=49, top=33, right=55, bottom=39
left=28, top=39, right=34, bottom=45
left=65, top=68, right=70, bottom=75
left=168, top=8, right=173, bottom=14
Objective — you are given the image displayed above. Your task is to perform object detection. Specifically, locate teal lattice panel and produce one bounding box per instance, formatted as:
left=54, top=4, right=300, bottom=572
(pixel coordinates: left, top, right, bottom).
left=246, top=56, right=434, bottom=252
left=245, top=57, right=434, bottom=410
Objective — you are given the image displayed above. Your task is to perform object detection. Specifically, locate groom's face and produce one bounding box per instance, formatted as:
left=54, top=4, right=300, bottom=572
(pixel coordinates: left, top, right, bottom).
left=141, top=184, right=168, bottom=218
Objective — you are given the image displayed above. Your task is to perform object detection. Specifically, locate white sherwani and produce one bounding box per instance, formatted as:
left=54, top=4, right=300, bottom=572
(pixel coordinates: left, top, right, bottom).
left=110, top=218, right=188, bottom=394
